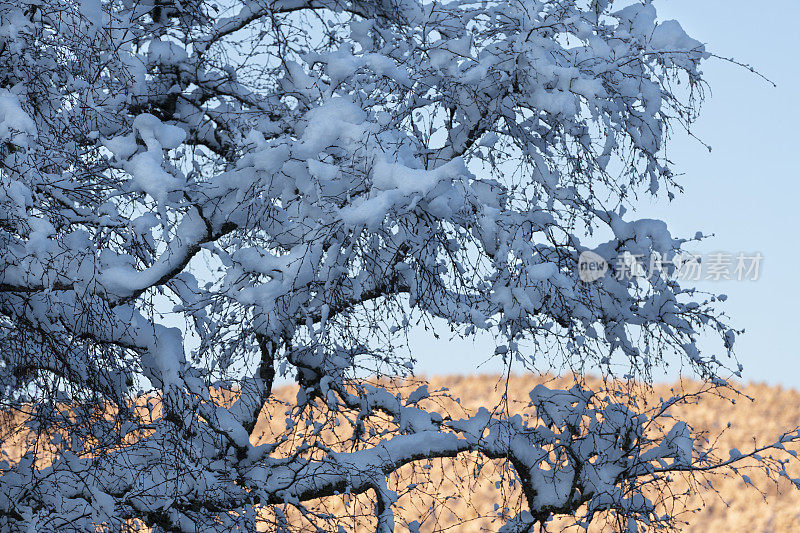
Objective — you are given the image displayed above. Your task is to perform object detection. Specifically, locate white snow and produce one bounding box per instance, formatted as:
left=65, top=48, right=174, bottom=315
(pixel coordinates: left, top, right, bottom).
left=0, top=90, right=36, bottom=147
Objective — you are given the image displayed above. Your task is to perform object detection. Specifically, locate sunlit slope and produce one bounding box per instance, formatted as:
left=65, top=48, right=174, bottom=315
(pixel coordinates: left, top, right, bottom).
left=404, top=375, right=800, bottom=532
left=3, top=375, right=800, bottom=532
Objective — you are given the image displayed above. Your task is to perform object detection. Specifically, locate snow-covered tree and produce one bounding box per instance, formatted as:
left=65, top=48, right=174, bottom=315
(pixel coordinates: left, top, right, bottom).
left=0, top=0, right=797, bottom=531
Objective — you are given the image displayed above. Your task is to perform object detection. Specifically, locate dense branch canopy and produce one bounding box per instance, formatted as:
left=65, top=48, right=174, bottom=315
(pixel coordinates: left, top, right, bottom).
left=0, top=1, right=795, bottom=531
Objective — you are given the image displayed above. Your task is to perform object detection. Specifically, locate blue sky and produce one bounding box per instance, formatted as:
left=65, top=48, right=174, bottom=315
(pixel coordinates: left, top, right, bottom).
left=410, top=0, right=800, bottom=386
left=640, top=0, right=800, bottom=386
